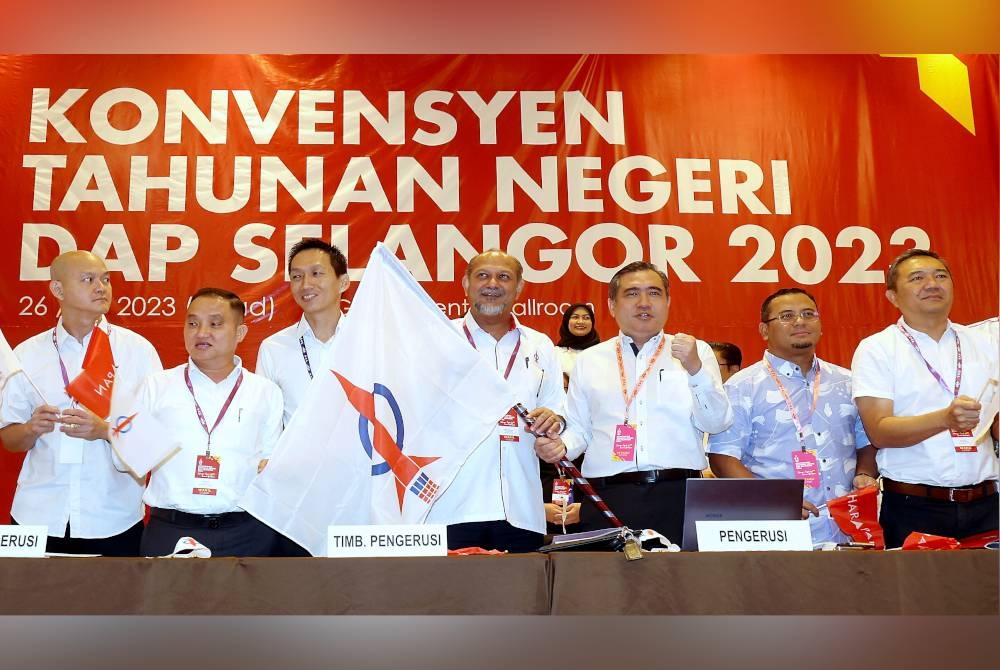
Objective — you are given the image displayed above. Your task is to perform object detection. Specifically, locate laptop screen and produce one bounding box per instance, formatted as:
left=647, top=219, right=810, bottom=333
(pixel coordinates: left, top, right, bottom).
left=681, top=478, right=804, bottom=551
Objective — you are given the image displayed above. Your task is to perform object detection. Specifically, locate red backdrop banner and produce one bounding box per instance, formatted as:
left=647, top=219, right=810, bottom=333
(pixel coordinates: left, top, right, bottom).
left=0, top=54, right=997, bottom=519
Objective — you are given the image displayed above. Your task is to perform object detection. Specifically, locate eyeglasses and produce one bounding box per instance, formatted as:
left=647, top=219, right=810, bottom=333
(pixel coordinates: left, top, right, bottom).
left=763, top=309, right=820, bottom=324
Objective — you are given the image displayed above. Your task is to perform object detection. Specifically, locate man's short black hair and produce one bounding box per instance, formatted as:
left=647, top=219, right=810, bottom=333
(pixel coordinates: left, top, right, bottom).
left=708, top=341, right=742, bottom=368
left=288, top=238, right=348, bottom=277
left=886, top=248, right=950, bottom=290
left=760, top=287, right=817, bottom=323
left=189, top=287, right=246, bottom=319
left=608, top=261, right=669, bottom=302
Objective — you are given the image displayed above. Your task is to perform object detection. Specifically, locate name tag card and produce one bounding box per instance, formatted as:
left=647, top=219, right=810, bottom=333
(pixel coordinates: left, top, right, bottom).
left=0, top=525, right=46, bottom=557
left=695, top=520, right=812, bottom=552
left=327, top=524, right=447, bottom=558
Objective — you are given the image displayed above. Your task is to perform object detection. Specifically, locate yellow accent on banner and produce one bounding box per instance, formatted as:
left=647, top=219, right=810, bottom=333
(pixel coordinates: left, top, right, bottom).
left=882, top=54, right=975, bottom=135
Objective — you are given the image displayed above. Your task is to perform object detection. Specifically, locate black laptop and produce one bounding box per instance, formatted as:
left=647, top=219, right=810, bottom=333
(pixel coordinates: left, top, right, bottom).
left=681, top=478, right=804, bottom=551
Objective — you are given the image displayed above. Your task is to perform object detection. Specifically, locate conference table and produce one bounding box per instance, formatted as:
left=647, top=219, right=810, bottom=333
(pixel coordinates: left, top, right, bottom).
left=1, top=550, right=995, bottom=614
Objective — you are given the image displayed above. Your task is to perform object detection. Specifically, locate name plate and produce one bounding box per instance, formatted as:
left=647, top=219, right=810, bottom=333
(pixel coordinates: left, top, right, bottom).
left=695, top=520, right=812, bottom=551
left=327, top=524, right=447, bottom=558
left=0, top=525, right=46, bottom=557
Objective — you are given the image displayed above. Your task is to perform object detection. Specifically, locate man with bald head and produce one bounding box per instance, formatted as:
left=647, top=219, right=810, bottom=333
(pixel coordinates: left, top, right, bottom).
left=0, top=250, right=162, bottom=555
left=425, top=249, right=566, bottom=553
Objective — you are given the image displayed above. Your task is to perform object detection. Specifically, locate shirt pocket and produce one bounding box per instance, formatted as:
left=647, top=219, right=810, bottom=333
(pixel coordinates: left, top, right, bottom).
left=656, top=369, right=690, bottom=406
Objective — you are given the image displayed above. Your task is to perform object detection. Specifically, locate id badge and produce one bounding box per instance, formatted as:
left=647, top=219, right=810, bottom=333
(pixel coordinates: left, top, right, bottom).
left=499, top=408, right=520, bottom=443
left=195, top=454, right=221, bottom=479
left=951, top=429, right=978, bottom=453
left=552, top=477, right=574, bottom=505
left=792, top=450, right=821, bottom=489
left=612, top=423, right=636, bottom=462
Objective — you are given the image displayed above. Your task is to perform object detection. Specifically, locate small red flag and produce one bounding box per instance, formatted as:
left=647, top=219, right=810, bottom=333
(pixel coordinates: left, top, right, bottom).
left=65, top=327, right=116, bottom=419
left=956, top=530, right=999, bottom=549
left=826, top=485, right=885, bottom=549
left=901, top=532, right=962, bottom=550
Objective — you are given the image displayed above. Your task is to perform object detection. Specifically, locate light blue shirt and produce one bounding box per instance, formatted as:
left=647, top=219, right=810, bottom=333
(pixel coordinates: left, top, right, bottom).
left=708, top=351, right=870, bottom=544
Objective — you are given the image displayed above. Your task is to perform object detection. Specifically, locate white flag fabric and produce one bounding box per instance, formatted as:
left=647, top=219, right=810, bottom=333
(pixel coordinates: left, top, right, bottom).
left=107, top=386, right=181, bottom=479
left=240, top=243, right=518, bottom=556
left=0, top=328, right=23, bottom=392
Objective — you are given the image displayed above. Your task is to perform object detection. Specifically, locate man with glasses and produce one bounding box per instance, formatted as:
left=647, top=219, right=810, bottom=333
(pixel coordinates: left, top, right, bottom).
left=852, top=249, right=998, bottom=547
left=708, top=288, right=877, bottom=546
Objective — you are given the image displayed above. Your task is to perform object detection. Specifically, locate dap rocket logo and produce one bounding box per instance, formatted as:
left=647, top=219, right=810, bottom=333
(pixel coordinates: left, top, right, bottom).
left=333, top=372, right=442, bottom=511
left=111, top=412, right=138, bottom=437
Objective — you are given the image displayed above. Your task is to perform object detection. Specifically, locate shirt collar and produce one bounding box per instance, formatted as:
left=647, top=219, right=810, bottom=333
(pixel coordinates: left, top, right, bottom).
left=618, top=330, right=663, bottom=356
left=764, top=350, right=820, bottom=379
left=186, top=355, right=244, bottom=385
left=55, top=315, right=109, bottom=349
left=462, top=311, right=522, bottom=337
left=294, top=313, right=344, bottom=342
left=898, top=317, right=956, bottom=344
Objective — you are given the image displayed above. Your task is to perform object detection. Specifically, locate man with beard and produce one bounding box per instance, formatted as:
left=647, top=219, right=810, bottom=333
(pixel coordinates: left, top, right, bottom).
left=1, top=251, right=162, bottom=555
left=852, top=249, right=998, bottom=547
left=533, top=261, right=731, bottom=545
left=708, top=288, right=877, bottom=546
left=425, top=249, right=566, bottom=553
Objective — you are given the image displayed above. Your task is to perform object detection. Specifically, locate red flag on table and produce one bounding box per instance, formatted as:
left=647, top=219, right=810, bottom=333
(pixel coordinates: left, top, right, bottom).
left=827, top=485, right=885, bottom=549
left=956, top=530, right=999, bottom=549
left=66, top=326, right=116, bottom=419
left=901, top=532, right=962, bottom=550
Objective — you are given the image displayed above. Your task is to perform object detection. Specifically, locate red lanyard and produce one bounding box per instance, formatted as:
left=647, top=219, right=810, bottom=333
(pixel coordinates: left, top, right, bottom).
left=763, top=356, right=822, bottom=451
left=896, top=319, right=962, bottom=397
left=463, top=321, right=521, bottom=380
left=51, top=328, right=72, bottom=388
left=615, top=335, right=666, bottom=423
left=184, top=364, right=244, bottom=455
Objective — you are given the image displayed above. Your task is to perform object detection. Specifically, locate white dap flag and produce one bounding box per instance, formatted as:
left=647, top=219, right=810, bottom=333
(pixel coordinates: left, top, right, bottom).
left=240, top=243, right=517, bottom=556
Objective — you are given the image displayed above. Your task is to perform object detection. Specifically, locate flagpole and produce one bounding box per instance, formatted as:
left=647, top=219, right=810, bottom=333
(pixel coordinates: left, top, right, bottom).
left=22, top=369, right=50, bottom=406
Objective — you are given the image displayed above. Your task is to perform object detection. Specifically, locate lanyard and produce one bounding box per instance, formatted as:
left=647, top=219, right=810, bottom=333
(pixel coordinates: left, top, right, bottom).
left=51, top=328, right=72, bottom=388
left=896, top=319, right=962, bottom=397
left=762, top=356, right=822, bottom=451
left=463, top=321, right=521, bottom=380
left=184, top=364, right=244, bottom=455
left=298, top=336, right=314, bottom=380
left=615, top=335, right=666, bottom=423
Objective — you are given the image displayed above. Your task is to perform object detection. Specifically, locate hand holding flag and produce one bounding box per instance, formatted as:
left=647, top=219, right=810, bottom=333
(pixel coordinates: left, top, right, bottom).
left=826, top=485, right=886, bottom=549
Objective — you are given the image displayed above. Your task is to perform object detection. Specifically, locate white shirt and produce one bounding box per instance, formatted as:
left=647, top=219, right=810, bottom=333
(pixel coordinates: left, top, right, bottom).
left=562, top=332, right=733, bottom=476
left=556, top=346, right=580, bottom=378
left=1, top=319, right=162, bottom=538
left=851, top=321, right=999, bottom=487
left=140, top=357, right=284, bottom=514
left=256, top=314, right=342, bottom=426
left=425, top=313, right=566, bottom=534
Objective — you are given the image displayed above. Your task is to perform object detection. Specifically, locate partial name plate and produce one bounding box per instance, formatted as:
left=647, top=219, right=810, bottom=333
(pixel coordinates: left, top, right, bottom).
left=0, top=525, right=46, bottom=557
left=695, top=520, right=812, bottom=551
left=327, top=524, right=447, bottom=557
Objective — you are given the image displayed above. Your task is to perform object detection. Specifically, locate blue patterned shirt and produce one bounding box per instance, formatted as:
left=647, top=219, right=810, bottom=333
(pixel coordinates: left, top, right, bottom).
left=708, top=351, right=870, bottom=544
